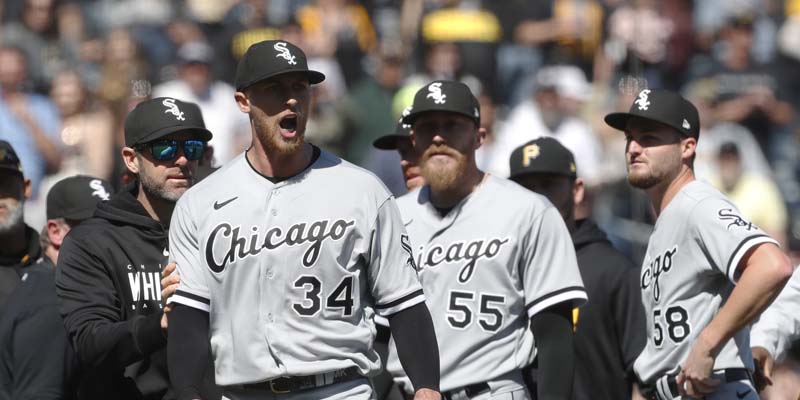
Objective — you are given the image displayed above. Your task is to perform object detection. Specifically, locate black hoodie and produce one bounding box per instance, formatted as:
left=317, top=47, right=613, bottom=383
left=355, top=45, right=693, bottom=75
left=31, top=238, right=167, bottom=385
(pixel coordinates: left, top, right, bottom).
left=56, top=184, right=172, bottom=400
left=570, top=219, right=646, bottom=400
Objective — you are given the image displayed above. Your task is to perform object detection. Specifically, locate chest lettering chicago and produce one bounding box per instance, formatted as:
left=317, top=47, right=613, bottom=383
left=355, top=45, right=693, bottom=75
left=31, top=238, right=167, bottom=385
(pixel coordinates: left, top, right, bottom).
left=417, top=237, right=510, bottom=283
left=206, top=219, right=355, bottom=272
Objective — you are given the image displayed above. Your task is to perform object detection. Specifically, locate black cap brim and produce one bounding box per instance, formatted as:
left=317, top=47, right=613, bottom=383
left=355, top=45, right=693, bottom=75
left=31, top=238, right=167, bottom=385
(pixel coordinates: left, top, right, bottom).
left=237, top=70, right=326, bottom=91
left=372, top=134, right=409, bottom=150
left=50, top=207, right=96, bottom=221
left=604, top=111, right=693, bottom=138
left=0, top=166, right=22, bottom=176
left=132, top=124, right=213, bottom=146
left=402, top=109, right=478, bottom=126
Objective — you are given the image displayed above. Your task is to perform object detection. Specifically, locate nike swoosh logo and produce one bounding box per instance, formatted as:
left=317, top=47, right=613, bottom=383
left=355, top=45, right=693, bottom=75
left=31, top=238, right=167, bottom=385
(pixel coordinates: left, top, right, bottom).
left=213, top=197, right=238, bottom=210
left=737, top=389, right=752, bottom=398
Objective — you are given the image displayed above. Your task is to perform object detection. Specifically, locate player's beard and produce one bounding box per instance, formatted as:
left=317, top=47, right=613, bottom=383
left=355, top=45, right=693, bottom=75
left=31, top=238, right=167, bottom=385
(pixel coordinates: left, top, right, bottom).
left=253, top=116, right=305, bottom=156
left=420, top=145, right=468, bottom=193
left=627, top=150, right=682, bottom=189
left=0, top=198, right=24, bottom=233
left=139, top=169, right=188, bottom=203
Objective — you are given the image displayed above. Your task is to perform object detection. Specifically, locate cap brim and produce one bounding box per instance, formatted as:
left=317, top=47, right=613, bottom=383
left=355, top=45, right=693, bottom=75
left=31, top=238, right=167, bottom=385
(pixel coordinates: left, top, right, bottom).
left=402, top=109, right=478, bottom=126
left=0, top=165, right=23, bottom=176
left=130, top=124, right=213, bottom=146
left=237, top=69, right=326, bottom=91
left=50, top=207, right=96, bottom=221
left=604, top=112, right=635, bottom=131
left=372, top=134, right=408, bottom=150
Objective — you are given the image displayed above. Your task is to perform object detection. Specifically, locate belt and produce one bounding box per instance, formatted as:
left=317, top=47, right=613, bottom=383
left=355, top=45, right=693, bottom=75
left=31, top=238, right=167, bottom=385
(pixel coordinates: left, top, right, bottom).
left=443, top=382, right=490, bottom=400
left=640, top=368, right=753, bottom=400
left=240, top=367, right=362, bottom=394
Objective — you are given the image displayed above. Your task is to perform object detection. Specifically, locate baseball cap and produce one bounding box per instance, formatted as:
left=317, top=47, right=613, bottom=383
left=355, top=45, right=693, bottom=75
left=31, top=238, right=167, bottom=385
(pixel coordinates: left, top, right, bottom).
left=509, top=137, right=577, bottom=181
left=46, top=175, right=113, bottom=220
left=402, top=80, right=480, bottom=126
left=0, top=140, right=23, bottom=176
left=604, top=89, right=700, bottom=139
left=124, top=97, right=213, bottom=147
left=234, top=40, right=325, bottom=91
left=373, top=106, right=413, bottom=150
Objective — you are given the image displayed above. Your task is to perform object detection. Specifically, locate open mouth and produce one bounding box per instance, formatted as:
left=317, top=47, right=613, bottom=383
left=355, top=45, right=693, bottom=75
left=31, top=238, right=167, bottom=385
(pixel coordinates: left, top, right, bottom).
left=279, top=114, right=298, bottom=138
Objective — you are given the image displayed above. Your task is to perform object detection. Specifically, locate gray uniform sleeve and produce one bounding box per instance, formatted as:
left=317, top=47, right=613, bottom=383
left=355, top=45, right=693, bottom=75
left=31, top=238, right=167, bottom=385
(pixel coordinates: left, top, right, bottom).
left=690, top=198, right=779, bottom=283
left=368, top=198, right=425, bottom=317
left=523, top=206, right=587, bottom=317
left=169, top=198, right=211, bottom=312
left=751, top=266, right=800, bottom=361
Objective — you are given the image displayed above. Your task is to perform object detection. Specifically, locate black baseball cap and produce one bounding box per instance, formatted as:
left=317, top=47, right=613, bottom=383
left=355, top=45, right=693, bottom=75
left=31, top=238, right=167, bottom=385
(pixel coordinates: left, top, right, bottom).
left=124, top=97, right=213, bottom=147
left=402, top=80, right=480, bottom=126
left=0, top=140, right=23, bottom=177
left=605, top=88, right=700, bottom=139
left=373, top=106, right=413, bottom=150
left=509, top=137, right=577, bottom=181
left=235, top=40, right=325, bottom=91
left=46, top=175, right=113, bottom=220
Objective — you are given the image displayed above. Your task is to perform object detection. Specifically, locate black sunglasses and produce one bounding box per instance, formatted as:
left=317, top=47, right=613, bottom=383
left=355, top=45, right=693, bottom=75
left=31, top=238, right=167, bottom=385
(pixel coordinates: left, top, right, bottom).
left=136, top=139, right=207, bottom=161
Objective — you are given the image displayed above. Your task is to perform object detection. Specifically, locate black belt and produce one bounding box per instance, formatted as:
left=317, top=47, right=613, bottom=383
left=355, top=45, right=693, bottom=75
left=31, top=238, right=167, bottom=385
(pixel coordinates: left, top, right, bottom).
left=240, top=367, right=362, bottom=394
left=443, top=382, right=490, bottom=400
left=640, top=368, right=753, bottom=400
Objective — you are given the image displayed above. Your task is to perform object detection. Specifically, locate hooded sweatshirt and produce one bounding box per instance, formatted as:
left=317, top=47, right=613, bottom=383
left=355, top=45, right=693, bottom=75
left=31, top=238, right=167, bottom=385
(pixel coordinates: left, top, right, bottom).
left=0, top=226, right=41, bottom=316
left=570, top=219, right=646, bottom=400
left=55, top=184, right=171, bottom=400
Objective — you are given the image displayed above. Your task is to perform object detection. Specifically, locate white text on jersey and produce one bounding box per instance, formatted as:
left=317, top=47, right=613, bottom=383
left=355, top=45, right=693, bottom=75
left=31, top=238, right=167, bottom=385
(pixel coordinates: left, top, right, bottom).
left=205, top=219, right=356, bottom=272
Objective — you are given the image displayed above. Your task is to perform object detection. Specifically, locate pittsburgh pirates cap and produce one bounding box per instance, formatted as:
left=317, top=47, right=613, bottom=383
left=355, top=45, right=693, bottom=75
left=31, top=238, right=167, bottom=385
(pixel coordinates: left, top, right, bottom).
left=509, top=137, right=577, bottom=181
left=0, top=140, right=23, bottom=176
left=124, top=97, right=213, bottom=147
left=235, top=40, right=325, bottom=91
left=604, top=88, right=700, bottom=139
left=46, top=175, right=113, bottom=220
left=373, top=106, right=413, bottom=150
left=402, top=80, right=480, bottom=126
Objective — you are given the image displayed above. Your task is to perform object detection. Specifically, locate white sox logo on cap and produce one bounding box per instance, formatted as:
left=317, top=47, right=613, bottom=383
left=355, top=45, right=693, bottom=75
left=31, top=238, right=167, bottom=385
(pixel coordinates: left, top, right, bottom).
left=427, top=82, right=447, bottom=104
left=274, top=42, right=297, bottom=65
left=162, top=98, right=185, bottom=121
left=90, top=179, right=111, bottom=200
left=635, top=89, right=651, bottom=111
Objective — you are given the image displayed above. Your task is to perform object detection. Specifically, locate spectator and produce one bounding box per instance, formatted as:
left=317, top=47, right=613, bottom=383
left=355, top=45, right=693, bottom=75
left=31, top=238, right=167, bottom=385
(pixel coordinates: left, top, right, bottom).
left=296, top=0, right=378, bottom=86
left=0, top=141, right=39, bottom=316
left=153, top=41, right=250, bottom=166
left=340, top=49, right=405, bottom=165
left=49, top=69, right=115, bottom=180
left=216, top=0, right=283, bottom=82
left=0, top=46, right=62, bottom=198
left=0, top=175, right=112, bottom=400
left=489, top=65, right=602, bottom=185
left=710, top=142, right=788, bottom=247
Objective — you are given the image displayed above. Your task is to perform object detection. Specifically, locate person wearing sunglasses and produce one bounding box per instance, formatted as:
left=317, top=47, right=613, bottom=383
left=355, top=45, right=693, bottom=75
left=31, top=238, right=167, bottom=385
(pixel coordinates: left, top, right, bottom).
left=54, top=97, right=220, bottom=400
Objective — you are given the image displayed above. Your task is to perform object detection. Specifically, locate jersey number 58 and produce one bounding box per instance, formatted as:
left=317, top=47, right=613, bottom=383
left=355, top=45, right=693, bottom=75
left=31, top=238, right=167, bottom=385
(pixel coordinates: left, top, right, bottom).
left=653, top=306, right=691, bottom=347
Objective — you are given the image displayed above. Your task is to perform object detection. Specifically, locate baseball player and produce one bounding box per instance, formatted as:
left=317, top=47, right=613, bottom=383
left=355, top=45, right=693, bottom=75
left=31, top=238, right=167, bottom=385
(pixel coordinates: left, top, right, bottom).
left=604, top=88, right=793, bottom=399
left=166, top=40, right=441, bottom=400
left=508, top=137, right=647, bottom=400
left=372, top=107, right=425, bottom=191
left=751, top=266, right=800, bottom=391
left=384, top=80, right=587, bottom=400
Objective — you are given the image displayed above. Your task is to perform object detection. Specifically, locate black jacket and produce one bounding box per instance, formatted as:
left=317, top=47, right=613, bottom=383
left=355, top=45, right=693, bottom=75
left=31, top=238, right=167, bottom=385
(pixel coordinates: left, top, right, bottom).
left=0, top=257, right=77, bottom=400
left=56, top=184, right=172, bottom=400
left=571, top=219, right=646, bottom=400
left=0, top=226, right=41, bottom=316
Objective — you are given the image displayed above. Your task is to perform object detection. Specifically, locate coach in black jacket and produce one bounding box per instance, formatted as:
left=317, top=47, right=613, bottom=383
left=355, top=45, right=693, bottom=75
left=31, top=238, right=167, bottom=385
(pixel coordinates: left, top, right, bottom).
left=55, top=98, right=214, bottom=400
left=510, top=137, right=647, bottom=400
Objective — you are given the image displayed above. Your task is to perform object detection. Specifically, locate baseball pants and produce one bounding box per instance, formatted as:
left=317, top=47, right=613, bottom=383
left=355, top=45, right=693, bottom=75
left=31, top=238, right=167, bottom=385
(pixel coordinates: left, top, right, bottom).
left=221, top=378, right=374, bottom=400
left=442, top=370, right=531, bottom=400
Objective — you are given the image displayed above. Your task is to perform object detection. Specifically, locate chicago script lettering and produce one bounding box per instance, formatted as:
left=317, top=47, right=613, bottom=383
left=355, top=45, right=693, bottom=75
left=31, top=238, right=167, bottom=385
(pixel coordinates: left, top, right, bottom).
left=416, top=238, right=510, bottom=283
left=641, top=246, right=678, bottom=302
left=206, top=219, right=355, bottom=272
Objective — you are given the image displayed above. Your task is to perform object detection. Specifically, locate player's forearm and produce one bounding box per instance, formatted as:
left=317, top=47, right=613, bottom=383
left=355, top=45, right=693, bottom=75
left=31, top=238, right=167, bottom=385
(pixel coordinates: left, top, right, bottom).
left=530, top=303, right=574, bottom=400
left=699, top=245, right=791, bottom=355
left=388, top=302, right=441, bottom=393
left=168, top=304, right=211, bottom=400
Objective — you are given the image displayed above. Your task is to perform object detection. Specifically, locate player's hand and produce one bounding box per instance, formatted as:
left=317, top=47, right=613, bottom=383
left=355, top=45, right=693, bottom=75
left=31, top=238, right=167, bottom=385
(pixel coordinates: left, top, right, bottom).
left=752, top=346, right=774, bottom=391
left=161, top=262, right=180, bottom=306
left=413, top=388, right=441, bottom=400
left=677, top=339, right=721, bottom=397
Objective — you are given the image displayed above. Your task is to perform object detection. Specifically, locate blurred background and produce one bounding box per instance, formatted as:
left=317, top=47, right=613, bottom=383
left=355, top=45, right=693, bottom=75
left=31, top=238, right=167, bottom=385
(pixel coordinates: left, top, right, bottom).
left=1, top=0, right=800, bottom=396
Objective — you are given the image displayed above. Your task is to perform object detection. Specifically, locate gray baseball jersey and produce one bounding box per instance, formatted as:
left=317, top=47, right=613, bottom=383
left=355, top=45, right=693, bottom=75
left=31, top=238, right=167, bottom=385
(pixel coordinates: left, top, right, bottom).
left=633, top=180, right=778, bottom=383
left=384, top=175, right=587, bottom=393
left=168, top=148, right=425, bottom=386
left=751, top=265, right=800, bottom=362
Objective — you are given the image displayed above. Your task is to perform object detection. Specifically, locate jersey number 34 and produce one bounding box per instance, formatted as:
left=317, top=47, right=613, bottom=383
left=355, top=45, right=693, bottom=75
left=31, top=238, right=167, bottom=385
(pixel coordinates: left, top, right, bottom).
left=293, top=275, right=354, bottom=317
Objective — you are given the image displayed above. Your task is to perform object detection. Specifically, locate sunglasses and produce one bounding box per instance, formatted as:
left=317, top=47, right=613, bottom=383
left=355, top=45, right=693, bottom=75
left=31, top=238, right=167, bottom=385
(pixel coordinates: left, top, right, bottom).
left=136, top=139, right=207, bottom=161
